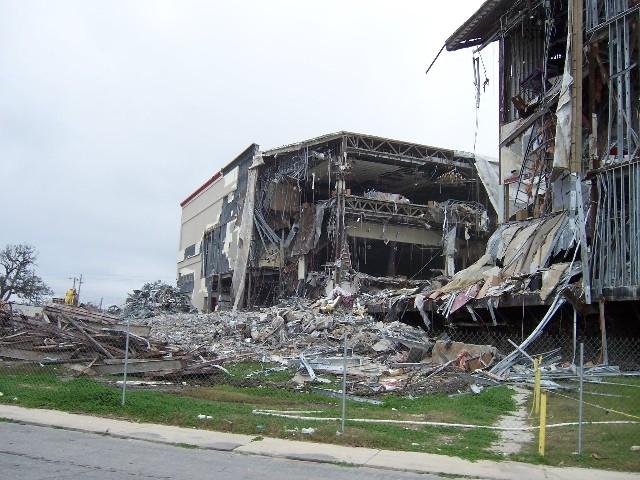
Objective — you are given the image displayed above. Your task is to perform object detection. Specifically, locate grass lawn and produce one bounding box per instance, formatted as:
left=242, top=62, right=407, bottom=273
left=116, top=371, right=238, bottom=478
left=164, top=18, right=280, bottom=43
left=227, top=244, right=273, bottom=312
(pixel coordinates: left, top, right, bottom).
left=0, top=362, right=514, bottom=461
left=513, top=377, right=640, bottom=472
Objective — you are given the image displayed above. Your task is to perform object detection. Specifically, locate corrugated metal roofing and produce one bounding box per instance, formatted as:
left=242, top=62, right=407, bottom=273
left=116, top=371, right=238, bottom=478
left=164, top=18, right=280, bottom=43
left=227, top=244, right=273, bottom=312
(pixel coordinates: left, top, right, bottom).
left=445, top=0, right=514, bottom=51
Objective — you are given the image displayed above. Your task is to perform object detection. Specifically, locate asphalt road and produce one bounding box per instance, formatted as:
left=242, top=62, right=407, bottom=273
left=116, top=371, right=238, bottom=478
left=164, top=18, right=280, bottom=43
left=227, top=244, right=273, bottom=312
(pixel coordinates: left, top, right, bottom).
left=0, top=422, right=445, bottom=480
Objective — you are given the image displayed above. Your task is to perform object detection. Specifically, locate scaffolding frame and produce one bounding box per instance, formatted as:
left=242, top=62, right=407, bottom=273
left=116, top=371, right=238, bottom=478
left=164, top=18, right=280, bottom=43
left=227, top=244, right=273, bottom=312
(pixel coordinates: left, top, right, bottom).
left=588, top=0, right=640, bottom=298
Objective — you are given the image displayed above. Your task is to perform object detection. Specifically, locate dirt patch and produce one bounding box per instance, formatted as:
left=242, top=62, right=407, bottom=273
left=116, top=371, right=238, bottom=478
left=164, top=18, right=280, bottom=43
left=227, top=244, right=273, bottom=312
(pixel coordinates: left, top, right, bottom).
left=490, top=386, right=533, bottom=455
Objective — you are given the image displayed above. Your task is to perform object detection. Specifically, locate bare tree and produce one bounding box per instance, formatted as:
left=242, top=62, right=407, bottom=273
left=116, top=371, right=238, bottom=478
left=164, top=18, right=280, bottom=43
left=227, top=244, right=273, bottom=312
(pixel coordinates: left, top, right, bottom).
left=0, top=244, right=53, bottom=304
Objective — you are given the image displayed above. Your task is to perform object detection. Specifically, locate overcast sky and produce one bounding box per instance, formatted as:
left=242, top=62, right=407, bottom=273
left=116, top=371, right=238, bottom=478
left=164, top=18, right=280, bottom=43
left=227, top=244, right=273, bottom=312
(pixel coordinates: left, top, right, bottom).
left=0, top=0, right=499, bottom=307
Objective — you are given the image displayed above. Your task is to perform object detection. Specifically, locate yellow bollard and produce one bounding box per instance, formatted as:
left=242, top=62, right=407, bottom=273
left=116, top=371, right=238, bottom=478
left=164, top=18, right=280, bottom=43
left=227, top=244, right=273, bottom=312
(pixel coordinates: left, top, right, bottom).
left=533, top=356, right=542, bottom=414
left=538, top=390, right=547, bottom=456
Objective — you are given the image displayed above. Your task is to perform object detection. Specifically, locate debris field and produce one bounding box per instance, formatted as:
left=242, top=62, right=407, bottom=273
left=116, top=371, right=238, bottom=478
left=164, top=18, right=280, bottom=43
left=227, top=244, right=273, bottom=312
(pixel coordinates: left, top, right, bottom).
left=1, top=292, right=626, bottom=398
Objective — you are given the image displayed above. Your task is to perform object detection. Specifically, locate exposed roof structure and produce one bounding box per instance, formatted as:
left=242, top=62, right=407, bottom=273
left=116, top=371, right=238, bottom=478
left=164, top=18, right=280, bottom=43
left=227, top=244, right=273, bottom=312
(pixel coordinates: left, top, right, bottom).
left=181, top=132, right=481, bottom=208
left=445, top=0, right=514, bottom=51
left=265, top=131, right=476, bottom=170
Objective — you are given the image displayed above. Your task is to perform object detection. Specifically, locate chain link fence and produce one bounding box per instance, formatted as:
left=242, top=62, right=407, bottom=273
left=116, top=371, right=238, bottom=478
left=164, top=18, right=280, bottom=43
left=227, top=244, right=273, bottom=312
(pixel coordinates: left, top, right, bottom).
left=1, top=304, right=639, bottom=470
left=445, top=328, right=640, bottom=465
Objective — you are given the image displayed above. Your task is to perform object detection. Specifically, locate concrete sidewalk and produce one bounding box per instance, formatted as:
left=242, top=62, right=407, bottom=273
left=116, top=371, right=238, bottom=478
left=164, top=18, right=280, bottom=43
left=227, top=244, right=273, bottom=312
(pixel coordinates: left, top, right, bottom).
left=0, top=405, right=637, bottom=480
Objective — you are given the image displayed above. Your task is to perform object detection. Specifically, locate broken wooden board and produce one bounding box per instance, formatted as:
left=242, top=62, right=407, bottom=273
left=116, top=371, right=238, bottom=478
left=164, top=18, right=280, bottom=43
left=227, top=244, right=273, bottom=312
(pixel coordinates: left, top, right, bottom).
left=91, top=358, right=186, bottom=375
left=82, top=320, right=151, bottom=338
left=44, top=304, right=119, bottom=324
left=0, top=347, right=73, bottom=362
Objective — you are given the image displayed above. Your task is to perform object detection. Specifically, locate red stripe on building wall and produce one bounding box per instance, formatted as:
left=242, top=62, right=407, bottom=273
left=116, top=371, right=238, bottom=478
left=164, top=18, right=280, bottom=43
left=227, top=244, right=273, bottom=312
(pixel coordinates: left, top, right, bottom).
left=180, top=172, right=222, bottom=207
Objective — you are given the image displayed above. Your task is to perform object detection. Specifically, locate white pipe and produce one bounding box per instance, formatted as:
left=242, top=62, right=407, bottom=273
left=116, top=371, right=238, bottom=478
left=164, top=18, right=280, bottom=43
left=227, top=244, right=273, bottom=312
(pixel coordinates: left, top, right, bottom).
left=252, top=410, right=639, bottom=431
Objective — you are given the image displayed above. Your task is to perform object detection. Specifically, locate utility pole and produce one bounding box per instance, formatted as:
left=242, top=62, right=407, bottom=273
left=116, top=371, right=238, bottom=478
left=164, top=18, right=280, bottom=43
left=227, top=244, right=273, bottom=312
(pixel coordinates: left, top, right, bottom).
left=77, top=274, right=84, bottom=304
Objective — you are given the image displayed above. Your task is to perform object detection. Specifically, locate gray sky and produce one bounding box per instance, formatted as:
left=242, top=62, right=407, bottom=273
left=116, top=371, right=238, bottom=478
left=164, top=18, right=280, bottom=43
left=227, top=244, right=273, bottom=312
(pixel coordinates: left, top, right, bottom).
left=0, top=0, right=498, bottom=306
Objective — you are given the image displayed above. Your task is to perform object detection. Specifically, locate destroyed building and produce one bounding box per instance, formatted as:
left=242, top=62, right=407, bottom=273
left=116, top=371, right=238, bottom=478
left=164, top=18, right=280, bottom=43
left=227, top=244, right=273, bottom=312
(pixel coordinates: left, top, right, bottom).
left=178, top=132, right=496, bottom=312
left=437, top=0, right=640, bottom=357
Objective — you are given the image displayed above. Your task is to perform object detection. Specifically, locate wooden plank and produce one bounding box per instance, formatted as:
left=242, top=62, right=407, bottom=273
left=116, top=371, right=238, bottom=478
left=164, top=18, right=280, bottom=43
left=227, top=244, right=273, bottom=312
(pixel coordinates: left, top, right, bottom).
left=0, top=347, right=72, bottom=362
left=599, top=300, right=609, bottom=364
left=44, top=304, right=119, bottom=325
left=82, top=320, right=151, bottom=338
left=64, top=316, right=115, bottom=359
left=570, top=0, right=584, bottom=174
left=92, top=358, right=185, bottom=375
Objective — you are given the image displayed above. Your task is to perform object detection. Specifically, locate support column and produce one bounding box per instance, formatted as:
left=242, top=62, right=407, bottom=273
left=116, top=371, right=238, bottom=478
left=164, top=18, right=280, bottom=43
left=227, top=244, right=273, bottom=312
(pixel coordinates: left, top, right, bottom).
left=598, top=300, right=609, bottom=365
left=570, top=0, right=584, bottom=173
left=333, top=141, right=348, bottom=286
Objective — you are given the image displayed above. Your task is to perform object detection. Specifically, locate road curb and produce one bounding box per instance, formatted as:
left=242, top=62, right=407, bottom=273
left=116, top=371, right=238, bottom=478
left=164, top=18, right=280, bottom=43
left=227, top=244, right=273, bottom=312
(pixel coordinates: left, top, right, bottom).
left=1, top=406, right=639, bottom=480
left=0, top=414, right=489, bottom=479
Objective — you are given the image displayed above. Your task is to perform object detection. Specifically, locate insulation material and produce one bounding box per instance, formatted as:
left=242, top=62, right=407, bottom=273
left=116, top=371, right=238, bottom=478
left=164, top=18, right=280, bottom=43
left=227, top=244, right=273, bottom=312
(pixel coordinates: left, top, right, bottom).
left=482, top=147, right=527, bottom=214
left=499, top=141, right=524, bottom=182
left=553, top=0, right=573, bottom=173
left=313, top=202, right=327, bottom=248
left=435, top=253, right=494, bottom=294
left=476, top=266, right=502, bottom=298
left=473, top=155, right=500, bottom=215
left=540, top=262, right=572, bottom=301
left=503, top=214, right=565, bottom=276
left=414, top=293, right=430, bottom=329
left=501, top=221, right=543, bottom=271
left=526, top=215, right=567, bottom=273
left=427, top=213, right=579, bottom=305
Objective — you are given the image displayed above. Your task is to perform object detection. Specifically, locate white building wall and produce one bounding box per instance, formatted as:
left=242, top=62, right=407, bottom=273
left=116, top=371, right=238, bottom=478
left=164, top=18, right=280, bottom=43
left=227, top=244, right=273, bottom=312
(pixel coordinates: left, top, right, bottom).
left=178, top=176, right=228, bottom=310
left=178, top=165, right=243, bottom=310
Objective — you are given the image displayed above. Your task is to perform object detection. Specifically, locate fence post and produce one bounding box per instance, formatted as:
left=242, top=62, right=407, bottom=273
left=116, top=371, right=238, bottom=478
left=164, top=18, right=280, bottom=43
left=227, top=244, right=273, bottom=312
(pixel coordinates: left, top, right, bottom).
left=538, top=390, right=547, bottom=456
left=121, top=316, right=131, bottom=406
left=340, top=331, right=347, bottom=434
left=534, top=356, right=542, bottom=414
left=578, top=342, right=584, bottom=455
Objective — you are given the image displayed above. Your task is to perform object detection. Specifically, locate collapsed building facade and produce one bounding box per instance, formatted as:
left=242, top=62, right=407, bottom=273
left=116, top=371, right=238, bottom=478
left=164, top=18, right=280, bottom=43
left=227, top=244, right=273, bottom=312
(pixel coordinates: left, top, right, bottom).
left=438, top=0, right=640, bottom=358
left=177, top=144, right=257, bottom=311
left=178, top=132, right=496, bottom=313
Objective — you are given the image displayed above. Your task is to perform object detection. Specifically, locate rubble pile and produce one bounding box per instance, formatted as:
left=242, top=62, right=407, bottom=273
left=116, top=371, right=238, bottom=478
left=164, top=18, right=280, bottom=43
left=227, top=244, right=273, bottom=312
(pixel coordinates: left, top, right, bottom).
left=132, top=298, right=498, bottom=395
left=120, top=281, right=197, bottom=319
left=1, top=299, right=619, bottom=395
left=0, top=304, right=223, bottom=378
